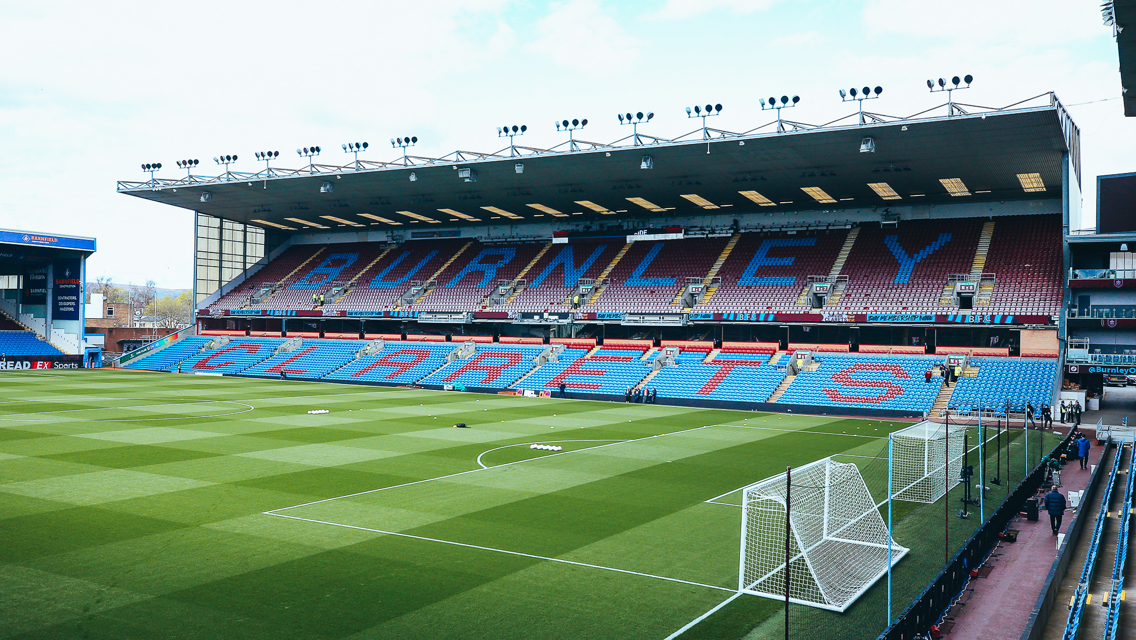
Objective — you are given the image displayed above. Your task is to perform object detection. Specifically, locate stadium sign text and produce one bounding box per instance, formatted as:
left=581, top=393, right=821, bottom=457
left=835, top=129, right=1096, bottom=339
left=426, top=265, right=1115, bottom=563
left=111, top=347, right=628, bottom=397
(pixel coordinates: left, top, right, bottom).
left=1066, top=364, right=1136, bottom=375
left=867, top=314, right=936, bottom=323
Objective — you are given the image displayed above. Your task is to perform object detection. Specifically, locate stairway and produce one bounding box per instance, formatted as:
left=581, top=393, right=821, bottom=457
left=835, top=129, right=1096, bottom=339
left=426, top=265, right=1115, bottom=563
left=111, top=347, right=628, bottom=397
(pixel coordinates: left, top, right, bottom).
left=584, top=344, right=602, bottom=357
left=503, top=241, right=554, bottom=305
left=829, top=228, right=859, bottom=279
left=767, top=372, right=796, bottom=403
left=334, top=245, right=396, bottom=303
left=703, top=348, right=720, bottom=363
left=586, top=243, right=633, bottom=304
left=405, top=241, right=473, bottom=306
left=634, top=369, right=660, bottom=391
left=768, top=351, right=784, bottom=366
left=258, top=247, right=327, bottom=306
left=930, top=377, right=956, bottom=416
left=640, top=347, right=658, bottom=362
left=510, top=361, right=545, bottom=388
left=681, top=233, right=745, bottom=306
left=970, top=221, right=995, bottom=275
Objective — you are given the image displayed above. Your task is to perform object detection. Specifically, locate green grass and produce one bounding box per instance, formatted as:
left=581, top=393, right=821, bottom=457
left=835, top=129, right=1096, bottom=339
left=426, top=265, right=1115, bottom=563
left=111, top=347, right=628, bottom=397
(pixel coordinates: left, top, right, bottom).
left=0, top=370, right=1060, bottom=639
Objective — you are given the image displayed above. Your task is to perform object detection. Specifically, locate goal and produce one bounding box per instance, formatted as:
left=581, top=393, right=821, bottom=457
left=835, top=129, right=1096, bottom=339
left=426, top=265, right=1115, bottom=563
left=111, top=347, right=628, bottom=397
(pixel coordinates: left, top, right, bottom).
left=739, top=457, right=908, bottom=612
left=891, top=421, right=966, bottom=503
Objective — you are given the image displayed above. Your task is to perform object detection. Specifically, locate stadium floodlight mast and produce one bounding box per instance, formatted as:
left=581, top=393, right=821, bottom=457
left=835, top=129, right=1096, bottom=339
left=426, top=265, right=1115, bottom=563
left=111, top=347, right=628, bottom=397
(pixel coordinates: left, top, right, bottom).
left=391, top=136, right=418, bottom=164
left=618, top=111, right=653, bottom=146
left=685, top=103, right=722, bottom=140
left=254, top=150, right=279, bottom=172
left=554, top=118, right=587, bottom=152
left=175, top=159, right=199, bottom=178
left=927, top=74, right=973, bottom=116
left=342, top=142, right=368, bottom=170
left=213, top=154, right=238, bottom=179
left=839, top=85, right=884, bottom=125
left=498, top=124, right=527, bottom=157
left=296, top=146, right=320, bottom=171
left=140, top=162, right=162, bottom=183
left=759, top=95, right=800, bottom=133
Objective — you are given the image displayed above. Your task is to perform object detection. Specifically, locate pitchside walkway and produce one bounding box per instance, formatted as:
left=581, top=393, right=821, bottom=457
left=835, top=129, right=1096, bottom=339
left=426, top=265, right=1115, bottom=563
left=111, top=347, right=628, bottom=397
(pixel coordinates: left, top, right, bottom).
left=943, top=433, right=1101, bottom=639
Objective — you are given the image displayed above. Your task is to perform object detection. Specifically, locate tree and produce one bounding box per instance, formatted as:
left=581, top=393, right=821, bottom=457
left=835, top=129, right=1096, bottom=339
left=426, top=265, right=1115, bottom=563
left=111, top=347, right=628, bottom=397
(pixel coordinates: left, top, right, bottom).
left=145, top=291, right=192, bottom=328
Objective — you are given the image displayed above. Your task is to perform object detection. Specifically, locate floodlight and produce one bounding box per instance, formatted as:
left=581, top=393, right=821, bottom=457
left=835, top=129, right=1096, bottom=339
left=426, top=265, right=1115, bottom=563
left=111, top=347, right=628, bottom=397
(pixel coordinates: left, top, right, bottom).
left=927, top=79, right=934, bottom=89
left=938, top=78, right=946, bottom=87
left=792, top=95, right=800, bottom=104
left=839, top=89, right=846, bottom=98
left=952, top=76, right=960, bottom=87
left=760, top=97, right=766, bottom=106
left=964, top=74, right=973, bottom=85
left=874, top=86, right=882, bottom=95
left=780, top=96, right=788, bottom=105
left=685, top=106, right=692, bottom=115
left=618, top=113, right=624, bottom=122
left=850, top=87, right=858, bottom=98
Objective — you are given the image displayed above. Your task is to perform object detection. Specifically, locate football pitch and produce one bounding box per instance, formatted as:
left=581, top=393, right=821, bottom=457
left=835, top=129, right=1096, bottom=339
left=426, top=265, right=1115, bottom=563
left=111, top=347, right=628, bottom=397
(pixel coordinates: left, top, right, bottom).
left=0, top=370, right=1058, bottom=639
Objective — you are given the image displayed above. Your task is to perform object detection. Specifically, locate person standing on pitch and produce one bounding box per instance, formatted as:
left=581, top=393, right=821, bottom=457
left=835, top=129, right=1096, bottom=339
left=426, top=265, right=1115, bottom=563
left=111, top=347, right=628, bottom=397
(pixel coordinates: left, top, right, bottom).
left=1076, top=433, right=1091, bottom=470
left=559, top=382, right=566, bottom=399
left=1042, top=404, right=1053, bottom=429
left=1045, top=486, right=1067, bottom=535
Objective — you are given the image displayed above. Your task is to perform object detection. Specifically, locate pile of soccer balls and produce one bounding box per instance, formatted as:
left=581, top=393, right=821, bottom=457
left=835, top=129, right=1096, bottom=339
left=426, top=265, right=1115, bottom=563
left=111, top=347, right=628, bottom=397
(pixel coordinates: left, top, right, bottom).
left=529, top=444, right=562, bottom=451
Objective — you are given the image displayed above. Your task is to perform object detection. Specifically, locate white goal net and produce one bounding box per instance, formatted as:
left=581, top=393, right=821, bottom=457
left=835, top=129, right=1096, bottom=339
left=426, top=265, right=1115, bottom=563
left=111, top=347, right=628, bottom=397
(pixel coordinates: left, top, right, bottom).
left=739, top=457, right=908, bottom=612
left=891, top=421, right=966, bottom=504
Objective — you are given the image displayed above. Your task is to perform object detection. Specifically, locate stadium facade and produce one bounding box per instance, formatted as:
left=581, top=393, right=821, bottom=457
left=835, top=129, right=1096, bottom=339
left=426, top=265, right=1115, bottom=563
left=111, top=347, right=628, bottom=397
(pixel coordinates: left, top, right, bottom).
left=0, top=227, right=98, bottom=368
left=109, top=91, right=1088, bottom=417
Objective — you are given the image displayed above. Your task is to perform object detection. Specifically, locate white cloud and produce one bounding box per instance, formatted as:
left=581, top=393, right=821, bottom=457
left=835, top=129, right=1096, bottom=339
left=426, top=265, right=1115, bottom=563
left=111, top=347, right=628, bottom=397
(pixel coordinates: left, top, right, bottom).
left=652, top=0, right=780, bottom=21
left=524, top=0, right=642, bottom=72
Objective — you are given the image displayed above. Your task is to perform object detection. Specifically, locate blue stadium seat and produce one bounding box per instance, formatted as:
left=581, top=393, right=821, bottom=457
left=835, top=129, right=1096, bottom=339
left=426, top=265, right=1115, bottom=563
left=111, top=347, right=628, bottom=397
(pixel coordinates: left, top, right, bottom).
left=776, top=355, right=942, bottom=412
left=0, top=330, right=65, bottom=356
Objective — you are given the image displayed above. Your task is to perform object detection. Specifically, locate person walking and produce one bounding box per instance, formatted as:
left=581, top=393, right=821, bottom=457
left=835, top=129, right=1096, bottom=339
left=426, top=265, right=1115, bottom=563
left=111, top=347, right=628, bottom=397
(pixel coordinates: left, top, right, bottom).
left=1026, top=402, right=1037, bottom=430
left=1044, top=487, right=1067, bottom=535
left=1076, top=434, right=1091, bottom=470
left=1042, top=404, right=1053, bottom=429
left=941, top=363, right=950, bottom=387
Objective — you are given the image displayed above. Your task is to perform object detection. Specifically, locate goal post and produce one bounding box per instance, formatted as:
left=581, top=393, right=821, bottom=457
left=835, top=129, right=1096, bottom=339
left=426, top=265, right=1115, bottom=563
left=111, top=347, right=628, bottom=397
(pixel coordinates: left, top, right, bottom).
left=739, top=457, right=908, bottom=612
left=891, top=421, right=966, bottom=504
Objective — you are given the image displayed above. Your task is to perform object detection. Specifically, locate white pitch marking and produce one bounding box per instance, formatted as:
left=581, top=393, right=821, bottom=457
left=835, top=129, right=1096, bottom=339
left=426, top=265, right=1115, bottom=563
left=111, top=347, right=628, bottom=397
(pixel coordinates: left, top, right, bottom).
left=267, top=423, right=721, bottom=513
left=663, top=591, right=744, bottom=639
left=0, top=400, right=255, bottom=422
left=475, top=440, right=627, bottom=469
left=266, top=512, right=735, bottom=593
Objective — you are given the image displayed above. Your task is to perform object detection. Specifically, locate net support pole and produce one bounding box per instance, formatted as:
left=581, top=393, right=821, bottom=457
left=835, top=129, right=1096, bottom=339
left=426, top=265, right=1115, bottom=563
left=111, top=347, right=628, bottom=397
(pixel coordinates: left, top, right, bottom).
left=784, top=465, right=791, bottom=640
left=1024, top=402, right=1030, bottom=478
left=888, top=434, right=894, bottom=626
left=979, top=412, right=985, bottom=521
left=944, top=414, right=950, bottom=564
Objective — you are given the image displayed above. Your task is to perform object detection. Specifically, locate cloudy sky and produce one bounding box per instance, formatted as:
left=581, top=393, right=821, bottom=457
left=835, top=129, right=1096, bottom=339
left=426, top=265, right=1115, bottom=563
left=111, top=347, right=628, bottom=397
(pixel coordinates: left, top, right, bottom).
left=0, top=0, right=1128, bottom=289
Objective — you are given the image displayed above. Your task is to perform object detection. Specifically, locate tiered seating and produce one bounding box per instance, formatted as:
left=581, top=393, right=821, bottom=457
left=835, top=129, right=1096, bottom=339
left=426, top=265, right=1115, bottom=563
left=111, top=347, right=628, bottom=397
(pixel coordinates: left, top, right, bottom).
left=837, top=220, right=982, bottom=313
left=0, top=330, right=64, bottom=356
left=649, top=353, right=785, bottom=402
left=325, top=240, right=467, bottom=311
left=123, top=336, right=211, bottom=371
left=417, top=344, right=544, bottom=388
left=414, top=241, right=548, bottom=312
left=948, top=359, right=1058, bottom=414
left=257, top=243, right=387, bottom=310
left=242, top=339, right=367, bottom=379
left=0, top=313, right=23, bottom=331
left=581, top=238, right=727, bottom=313
left=501, top=242, right=616, bottom=312
left=515, top=347, right=651, bottom=395
left=984, top=215, right=1063, bottom=316
left=695, top=231, right=846, bottom=313
left=177, top=338, right=285, bottom=374
left=776, top=355, right=943, bottom=412
left=209, top=245, right=320, bottom=310
left=325, top=342, right=454, bottom=385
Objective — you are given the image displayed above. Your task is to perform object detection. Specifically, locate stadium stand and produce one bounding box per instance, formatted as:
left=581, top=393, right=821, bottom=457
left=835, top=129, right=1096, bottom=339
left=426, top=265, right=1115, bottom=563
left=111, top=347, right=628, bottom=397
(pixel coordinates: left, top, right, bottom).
left=984, top=215, right=1064, bottom=315
left=694, top=230, right=847, bottom=313
left=776, top=354, right=944, bottom=413
left=323, top=240, right=465, bottom=311
left=0, top=312, right=24, bottom=332
left=0, top=330, right=65, bottom=356
left=243, top=339, right=368, bottom=379
left=418, top=343, right=544, bottom=387
left=500, top=241, right=617, bottom=312
left=414, top=241, right=548, bottom=312
left=580, top=237, right=728, bottom=313
left=209, top=245, right=324, bottom=310
left=515, top=347, right=652, bottom=395
left=325, top=342, right=455, bottom=385
left=947, top=358, right=1060, bottom=415
left=649, top=353, right=785, bottom=402
left=837, top=219, right=983, bottom=313
left=177, top=338, right=286, bottom=374
left=124, top=336, right=210, bottom=371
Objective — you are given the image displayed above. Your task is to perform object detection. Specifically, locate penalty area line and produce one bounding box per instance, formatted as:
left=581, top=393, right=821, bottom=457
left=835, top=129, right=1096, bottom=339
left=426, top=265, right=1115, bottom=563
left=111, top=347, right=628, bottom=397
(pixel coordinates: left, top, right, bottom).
left=664, top=591, right=744, bottom=640
left=265, top=512, right=734, bottom=594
